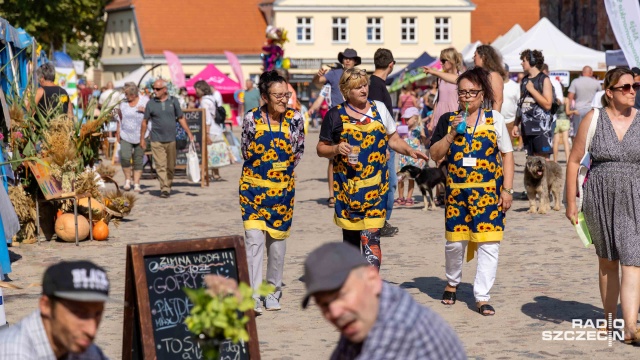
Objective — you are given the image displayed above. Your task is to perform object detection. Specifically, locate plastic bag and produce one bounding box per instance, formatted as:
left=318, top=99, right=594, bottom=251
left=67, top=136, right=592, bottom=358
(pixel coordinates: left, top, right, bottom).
left=186, top=141, right=200, bottom=183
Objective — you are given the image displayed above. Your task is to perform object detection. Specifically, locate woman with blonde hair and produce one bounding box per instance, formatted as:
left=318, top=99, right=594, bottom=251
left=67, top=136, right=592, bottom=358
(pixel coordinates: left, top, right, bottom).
left=423, top=48, right=464, bottom=133
left=115, top=82, right=149, bottom=192
left=566, top=67, right=640, bottom=344
left=317, top=67, right=428, bottom=270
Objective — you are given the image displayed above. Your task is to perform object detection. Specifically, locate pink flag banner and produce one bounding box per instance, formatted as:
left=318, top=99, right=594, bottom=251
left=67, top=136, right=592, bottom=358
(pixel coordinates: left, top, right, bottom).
left=224, top=51, right=244, bottom=84
left=163, top=50, right=186, bottom=88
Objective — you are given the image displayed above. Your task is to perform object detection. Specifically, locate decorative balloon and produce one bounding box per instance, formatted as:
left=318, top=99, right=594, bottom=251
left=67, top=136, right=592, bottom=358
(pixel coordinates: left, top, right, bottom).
left=262, top=25, right=289, bottom=71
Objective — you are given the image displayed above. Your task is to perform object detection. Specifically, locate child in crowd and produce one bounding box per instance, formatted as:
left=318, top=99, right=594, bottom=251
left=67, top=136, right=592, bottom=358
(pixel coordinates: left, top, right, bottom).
left=395, top=107, right=427, bottom=206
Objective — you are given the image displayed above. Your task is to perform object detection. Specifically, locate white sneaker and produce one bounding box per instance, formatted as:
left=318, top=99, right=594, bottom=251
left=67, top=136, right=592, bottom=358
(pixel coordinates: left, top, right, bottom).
left=254, top=298, right=263, bottom=315
left=133, top=184, right=141, bottom=192
left=264, top=293, right=281, bottom=311
left=123, top=180, right=131, bottom=191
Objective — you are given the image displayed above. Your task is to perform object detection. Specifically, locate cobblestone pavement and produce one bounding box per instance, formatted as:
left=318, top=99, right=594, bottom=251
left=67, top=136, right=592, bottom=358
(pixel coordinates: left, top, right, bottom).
left=4, top=130, right=638, bottom=359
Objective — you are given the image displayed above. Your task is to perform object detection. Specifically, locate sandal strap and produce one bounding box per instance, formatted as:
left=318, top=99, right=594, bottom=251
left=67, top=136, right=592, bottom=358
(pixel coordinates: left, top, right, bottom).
left=478, top=304, right=495, bottom=315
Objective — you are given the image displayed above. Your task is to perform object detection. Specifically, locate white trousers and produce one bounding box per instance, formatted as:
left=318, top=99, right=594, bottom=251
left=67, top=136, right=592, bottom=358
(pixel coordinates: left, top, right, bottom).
left=245, top=229, right=286, bottom=298
left=445, top=241, right=500, bottom=302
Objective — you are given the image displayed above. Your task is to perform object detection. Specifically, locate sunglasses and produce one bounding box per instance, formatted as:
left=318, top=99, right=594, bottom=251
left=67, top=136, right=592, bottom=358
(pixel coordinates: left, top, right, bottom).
left=440, top=58, right=448, bottom=63
left=153, top=87, right=166, bottom=91
left=340, top=69, right=368, bottom=84
left=457, top=89, right=483, bottom=98
left=610, top=83, right=640, bottom=94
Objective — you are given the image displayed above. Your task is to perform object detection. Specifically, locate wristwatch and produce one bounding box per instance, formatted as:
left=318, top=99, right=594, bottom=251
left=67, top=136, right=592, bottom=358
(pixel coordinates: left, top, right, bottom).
left=502, top=188, right=514, bottom=195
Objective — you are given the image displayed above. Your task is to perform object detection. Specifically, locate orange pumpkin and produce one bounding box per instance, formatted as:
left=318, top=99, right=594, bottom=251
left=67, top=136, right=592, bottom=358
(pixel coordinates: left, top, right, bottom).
left=56, top=209, right=64, bottom=218
left=55, top=214, right=90, bottom=242
left=93, top=219, right=109, bottom=241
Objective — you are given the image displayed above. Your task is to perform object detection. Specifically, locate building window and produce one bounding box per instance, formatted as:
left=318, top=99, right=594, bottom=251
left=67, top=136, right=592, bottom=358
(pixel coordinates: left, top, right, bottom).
left=367, top=17, right=383, bottom=43
left=296, top=17, right=313, bottom=43
left=332, top=17, right=349, bottom=43
left=401, top=17, right=417, bottom=43
left=435, top=17, right=450, bottom=42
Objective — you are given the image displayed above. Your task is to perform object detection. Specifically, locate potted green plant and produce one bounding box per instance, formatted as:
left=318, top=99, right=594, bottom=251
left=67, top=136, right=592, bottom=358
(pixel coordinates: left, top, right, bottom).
left=183, top=275, right=274, bottom=360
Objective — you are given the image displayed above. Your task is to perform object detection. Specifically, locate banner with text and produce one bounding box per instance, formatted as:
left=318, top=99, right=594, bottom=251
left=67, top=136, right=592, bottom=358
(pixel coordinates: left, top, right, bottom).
left=605, top=0, right=640, bottom=68
left=163, top=50, right=186, bottom=88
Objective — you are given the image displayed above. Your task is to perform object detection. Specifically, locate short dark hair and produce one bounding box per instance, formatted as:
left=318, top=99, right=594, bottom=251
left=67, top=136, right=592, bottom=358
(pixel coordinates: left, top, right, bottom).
left=258, top=70, right=287, bottom=97
left=520, top=49, right=545, bottom=70
left=457, top=67, right=495, bottom=105
left=374, top=48, right=394, bottom=69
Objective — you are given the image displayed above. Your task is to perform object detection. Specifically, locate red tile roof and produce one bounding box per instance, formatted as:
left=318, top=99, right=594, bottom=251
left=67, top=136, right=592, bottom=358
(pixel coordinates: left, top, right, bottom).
left=105, top=0, right=133, bottom=11
left=126, top=0, right=268, bottom=55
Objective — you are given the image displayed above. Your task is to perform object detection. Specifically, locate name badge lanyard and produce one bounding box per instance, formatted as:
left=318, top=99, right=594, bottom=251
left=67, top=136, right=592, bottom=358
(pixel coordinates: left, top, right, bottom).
left=461, top=110, right=482, bottom=168
left=345, top=103, right=378, bottom=147
left=265, top=112, right=286, bottom=165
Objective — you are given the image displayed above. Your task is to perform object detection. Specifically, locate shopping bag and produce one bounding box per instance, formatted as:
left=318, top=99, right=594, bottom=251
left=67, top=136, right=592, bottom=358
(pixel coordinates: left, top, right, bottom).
left=207, top=142, right=231, bottom=168
left=574, top=212, right=592, bottom=248
left=224, top=130, right=242, bottom=163
left=186, top=141, right=201, bottom=183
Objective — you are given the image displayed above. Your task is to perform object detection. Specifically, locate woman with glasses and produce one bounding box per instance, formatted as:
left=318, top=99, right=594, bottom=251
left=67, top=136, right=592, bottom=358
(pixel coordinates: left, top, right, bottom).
left=429, top=67, right=515, bottom=316
left=566, top=67, right=640, bottom=344
left=115, top=83, right=149, bottom=192
left=240, top=70, right=305, bottom=313
left=317, top=67, right=428, bottom=270
left=513, top=49, right=555, bottom=158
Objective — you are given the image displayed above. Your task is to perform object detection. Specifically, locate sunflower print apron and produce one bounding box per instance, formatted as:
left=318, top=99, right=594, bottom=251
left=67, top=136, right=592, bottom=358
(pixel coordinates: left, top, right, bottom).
left=445, top=109, right=505, bottom=261
left=239, top=109, right=296, bottom=239
left=333, top=100, right=389, bottom=230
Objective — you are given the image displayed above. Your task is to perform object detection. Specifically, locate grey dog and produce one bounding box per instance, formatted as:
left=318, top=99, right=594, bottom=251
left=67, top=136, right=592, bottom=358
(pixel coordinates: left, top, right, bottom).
left=523, top=156, right=563, bottom=214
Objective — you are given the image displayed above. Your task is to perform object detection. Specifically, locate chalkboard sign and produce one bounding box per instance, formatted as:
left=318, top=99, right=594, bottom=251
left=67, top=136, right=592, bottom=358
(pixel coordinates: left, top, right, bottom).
left=123, top=236, right=260, bottom=360
left=175, top=109, right=208, bottom=187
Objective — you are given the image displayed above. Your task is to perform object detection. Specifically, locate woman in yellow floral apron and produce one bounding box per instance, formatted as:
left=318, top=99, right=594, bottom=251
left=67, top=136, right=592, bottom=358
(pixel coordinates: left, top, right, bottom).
left=317, top=68, right=428, bottom=270
left=429, top=67, right=514, bottom=316
left=240, top=71, right=305, bottom=313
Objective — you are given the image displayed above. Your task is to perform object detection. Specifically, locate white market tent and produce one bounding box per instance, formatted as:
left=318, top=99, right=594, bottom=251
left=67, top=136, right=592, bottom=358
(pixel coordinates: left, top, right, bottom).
left=501, top=18, right=606, bottom=72
left=113, top=66, right=153, bottom=88
left=491, top=24, right=525, bottom=51
left=461, top=41, right=483, bottom=65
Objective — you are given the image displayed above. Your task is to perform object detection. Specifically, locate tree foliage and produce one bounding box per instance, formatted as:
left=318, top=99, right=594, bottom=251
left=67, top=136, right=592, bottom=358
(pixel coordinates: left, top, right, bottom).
left=0, top=0, right=109, bottom=66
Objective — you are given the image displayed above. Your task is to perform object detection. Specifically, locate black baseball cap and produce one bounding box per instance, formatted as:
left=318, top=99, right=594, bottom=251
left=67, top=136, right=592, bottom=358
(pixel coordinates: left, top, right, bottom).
left=43, top=260, right=111, bottom=302
left=632, top=67, right=640, bottom=76
left=302, top=243, right=370, bottom=308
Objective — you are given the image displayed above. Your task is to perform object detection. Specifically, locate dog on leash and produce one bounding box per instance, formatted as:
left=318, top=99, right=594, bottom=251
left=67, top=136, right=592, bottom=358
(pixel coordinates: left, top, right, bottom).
left=524, top=156, right=563, bottom=214
left=397, top=162, right=448, bottom=211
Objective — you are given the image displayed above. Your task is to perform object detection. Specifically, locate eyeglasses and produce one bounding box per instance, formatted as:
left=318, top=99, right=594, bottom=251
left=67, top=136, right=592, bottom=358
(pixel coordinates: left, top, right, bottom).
left=457, top=89, right=483, bottom=98
left=153, top=87, right=166, bottom=91
left=340, top=69, right=368, bottom=84
left=610, top=83, right=640, bottom=94
left=269, top=92, right=292, bottom=100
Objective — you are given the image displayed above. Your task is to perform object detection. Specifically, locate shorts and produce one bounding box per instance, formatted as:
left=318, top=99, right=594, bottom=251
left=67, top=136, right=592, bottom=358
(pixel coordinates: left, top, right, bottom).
left=554, top=119, right=570, bottom=134
left=523, top=133, right=553, bottom=156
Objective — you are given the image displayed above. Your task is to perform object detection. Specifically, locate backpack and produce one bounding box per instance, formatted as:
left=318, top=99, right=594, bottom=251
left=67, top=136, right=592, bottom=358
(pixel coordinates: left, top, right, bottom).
left=203, top=96, right=227, bottom=125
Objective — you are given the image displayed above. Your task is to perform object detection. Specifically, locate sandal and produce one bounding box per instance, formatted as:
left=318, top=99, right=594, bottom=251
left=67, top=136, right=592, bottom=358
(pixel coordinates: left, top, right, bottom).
left=394, top=197, right=406, bottom=206
left=441, top=285, right=457, bottom=305
left=327, top=197, right=336, bottom=208
left=477, top=303, right=496, bottom=316
left=624, top=329, right=640, bottom=345
left=405, top=199, right=415, bottom=206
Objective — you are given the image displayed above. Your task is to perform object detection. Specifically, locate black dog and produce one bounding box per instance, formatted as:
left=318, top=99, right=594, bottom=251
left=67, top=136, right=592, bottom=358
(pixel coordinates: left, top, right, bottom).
left=397, top=162, right=448, bottom=211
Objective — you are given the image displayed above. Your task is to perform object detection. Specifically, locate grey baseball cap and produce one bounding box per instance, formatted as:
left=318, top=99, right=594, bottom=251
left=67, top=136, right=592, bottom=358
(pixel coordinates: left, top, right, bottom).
left=302, top=242, right=370, bottom=308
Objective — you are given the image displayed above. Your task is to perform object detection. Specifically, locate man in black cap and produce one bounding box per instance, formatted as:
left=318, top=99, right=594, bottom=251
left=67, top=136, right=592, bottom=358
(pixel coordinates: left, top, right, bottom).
left=0, top=260, right=110, bottom=359
left=302, top=243, right=466, bottom=360
left=632, top=67, right=640, bottom=110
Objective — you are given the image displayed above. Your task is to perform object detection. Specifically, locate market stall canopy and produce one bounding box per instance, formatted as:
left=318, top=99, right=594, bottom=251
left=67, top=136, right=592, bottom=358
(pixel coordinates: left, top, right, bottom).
left=386, top=52, right=438, bottom=85
left=113, top=66, right=152, bottom=88
left=185, top=64, right=240, bottom=95
left=461, top=41, right=483, bottom=66
left=491, top=24, right=525, bottom=51
left=605, top=50, right=628, bottom=68
left=501, top=18, right=606, bottom=72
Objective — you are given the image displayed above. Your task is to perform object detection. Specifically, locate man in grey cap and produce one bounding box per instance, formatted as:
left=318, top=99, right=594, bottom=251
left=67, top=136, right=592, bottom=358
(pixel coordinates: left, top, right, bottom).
left=0, top=260, right=110, bottom=359
left=303, top=243, right=466, bottom=360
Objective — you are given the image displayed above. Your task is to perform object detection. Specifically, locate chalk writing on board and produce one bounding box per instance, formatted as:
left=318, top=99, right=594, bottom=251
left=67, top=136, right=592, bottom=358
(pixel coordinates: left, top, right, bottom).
left=143, top=249, right=248, bottom=360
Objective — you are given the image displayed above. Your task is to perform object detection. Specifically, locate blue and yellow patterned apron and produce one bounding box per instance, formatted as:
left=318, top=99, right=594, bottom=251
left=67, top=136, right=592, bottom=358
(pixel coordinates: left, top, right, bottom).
left=333, top=101, right=389, bottom=230
left=445, top=109, right=505, bottom=261
left=239, top=108, right=296, bottom=239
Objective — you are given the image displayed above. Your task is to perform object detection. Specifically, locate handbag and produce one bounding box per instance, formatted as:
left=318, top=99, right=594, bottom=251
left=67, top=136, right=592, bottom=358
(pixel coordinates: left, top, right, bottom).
left=186, top=141, right=201, bottom=183
left=576, top=108, right=599, bottom=211
left=207, top=141, right=231, bottom=168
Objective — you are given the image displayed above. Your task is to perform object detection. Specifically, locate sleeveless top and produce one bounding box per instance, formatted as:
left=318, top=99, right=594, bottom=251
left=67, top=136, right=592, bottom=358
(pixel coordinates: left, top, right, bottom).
left=37, top=86, right=69, bottom=115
